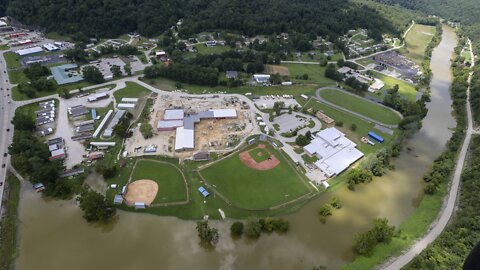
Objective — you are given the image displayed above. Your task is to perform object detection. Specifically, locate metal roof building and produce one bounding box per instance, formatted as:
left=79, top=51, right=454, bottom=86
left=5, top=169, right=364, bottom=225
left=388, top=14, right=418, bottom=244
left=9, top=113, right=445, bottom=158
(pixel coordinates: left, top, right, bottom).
left=117, top=103, right=136, bottom=109
left=121, top=98, right=139, bottom=103
left=103, top=110, right=126, bottom=137
left=16, top=46, right=43, bottom=56
left=157, top=120, right=183, bottom=131
left=164, top=109, right=184, bottom=120
left=174, top=127, right=194, bottom=151
left=304, top=127, right=364, bottom=177
left=50, top=64, right=84, bottom=85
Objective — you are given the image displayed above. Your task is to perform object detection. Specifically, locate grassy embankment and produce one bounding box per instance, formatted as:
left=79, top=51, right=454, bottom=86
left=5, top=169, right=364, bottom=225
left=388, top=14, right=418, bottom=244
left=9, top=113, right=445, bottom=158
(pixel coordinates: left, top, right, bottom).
left=0, top=174, right=21, bottom=270
left=319, top=89, right=402, bottom=125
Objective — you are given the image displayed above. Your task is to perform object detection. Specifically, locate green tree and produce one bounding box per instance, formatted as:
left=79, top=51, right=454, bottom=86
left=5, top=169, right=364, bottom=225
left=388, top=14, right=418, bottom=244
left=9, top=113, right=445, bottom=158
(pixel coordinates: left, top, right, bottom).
left=350, top=123, right=357, bottom=131
left=331, top=196, right=342, bottom=209
left=82, top=66, right=105, bottom=84
left=353, top=230, right=377, bottom=255
left=244, top=218, right=262, bottom=239
left=140, top=123, right=154, bottom=139
left=12, top=112, right=35, bottom=131
left=230, top=221, right=244, bottom=238
left=78, top=189, right=117, bottom=222
left=319, top=204, right=332, bottom=217
left=110, top=65, right=122, bottom=78
left=196, top=220, right=220, bottom=246
left=124, top=63, right=132, bottom=76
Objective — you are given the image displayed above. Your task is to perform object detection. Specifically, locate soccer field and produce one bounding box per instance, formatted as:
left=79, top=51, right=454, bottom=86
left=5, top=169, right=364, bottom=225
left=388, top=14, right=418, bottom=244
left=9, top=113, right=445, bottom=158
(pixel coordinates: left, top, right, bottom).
left=200, top=143, right=311, bottom=209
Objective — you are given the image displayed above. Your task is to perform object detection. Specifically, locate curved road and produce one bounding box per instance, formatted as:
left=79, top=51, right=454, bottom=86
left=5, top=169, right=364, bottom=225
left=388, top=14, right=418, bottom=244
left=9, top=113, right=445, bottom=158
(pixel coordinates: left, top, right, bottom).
left=315, top=86, right=402, bottom=128
left=383, top=38, right=475, bottom=270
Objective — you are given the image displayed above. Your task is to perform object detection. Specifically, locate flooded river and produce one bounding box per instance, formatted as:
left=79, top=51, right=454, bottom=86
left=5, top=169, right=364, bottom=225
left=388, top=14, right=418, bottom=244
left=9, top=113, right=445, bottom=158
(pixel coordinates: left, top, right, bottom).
left=15, top=26, right=457, bottom=270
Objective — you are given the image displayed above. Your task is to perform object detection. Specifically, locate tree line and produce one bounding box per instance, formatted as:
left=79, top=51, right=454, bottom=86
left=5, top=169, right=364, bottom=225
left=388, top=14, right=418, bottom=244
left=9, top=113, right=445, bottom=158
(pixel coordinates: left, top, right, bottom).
left=6, top=0, right=398, bottom=39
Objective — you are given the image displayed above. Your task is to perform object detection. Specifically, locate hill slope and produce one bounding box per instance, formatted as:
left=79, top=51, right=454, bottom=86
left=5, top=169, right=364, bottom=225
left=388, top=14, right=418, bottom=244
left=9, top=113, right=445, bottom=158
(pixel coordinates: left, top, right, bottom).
left=5, top=0, right=398, bottom=38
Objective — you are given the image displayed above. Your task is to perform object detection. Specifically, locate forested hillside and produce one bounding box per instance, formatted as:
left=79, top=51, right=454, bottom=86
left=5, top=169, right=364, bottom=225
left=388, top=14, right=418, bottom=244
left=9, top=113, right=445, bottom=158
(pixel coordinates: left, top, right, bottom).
left=4, top=0, right=398, bottom=39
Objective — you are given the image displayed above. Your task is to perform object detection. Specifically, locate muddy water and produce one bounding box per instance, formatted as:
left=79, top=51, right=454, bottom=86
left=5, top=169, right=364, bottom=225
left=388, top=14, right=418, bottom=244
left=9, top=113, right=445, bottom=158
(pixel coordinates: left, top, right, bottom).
left=15, top=26, right=457, bottom=270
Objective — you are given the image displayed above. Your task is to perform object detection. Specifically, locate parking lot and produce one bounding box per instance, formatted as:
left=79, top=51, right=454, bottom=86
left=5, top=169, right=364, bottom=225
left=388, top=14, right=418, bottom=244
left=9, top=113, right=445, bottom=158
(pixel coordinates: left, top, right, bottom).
left=273, top=113, right=306, bottom=134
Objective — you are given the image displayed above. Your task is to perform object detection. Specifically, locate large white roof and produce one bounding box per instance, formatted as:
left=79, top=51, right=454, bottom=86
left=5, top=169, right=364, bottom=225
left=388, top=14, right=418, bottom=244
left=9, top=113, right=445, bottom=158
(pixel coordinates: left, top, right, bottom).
left=16, top=46, right=43, bottom=56
left=164, top=109, right=184, bottom=120
left=175, top=127, right=194, bottom=151
left=210, top=109, right=237, bottom=118
left=304, top=127, right=363, bottom=177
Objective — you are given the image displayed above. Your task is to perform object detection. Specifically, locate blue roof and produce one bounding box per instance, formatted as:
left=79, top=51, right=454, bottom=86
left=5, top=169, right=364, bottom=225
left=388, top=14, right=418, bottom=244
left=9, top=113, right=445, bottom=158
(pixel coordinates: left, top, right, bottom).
left=50, top=64, right=84, bottom=85
left=368, top=131, right=384, bottom=143
left=91, top=109, right=97, bottom=119
left=198, top=187, right=209, bottom=197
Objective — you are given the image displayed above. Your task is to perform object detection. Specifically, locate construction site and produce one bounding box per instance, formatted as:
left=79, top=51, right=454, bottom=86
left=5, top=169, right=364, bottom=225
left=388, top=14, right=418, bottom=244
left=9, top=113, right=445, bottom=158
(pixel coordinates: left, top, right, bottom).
left=124, top=94, right=257, bottom=159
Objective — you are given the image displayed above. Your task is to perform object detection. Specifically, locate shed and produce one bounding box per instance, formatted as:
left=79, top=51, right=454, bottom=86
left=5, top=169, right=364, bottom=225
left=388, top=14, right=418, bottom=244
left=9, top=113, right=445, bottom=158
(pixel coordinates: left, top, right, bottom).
left=226, top=70, right=238, bottom=79
left=134, top=202, right=146, bottom=209
left=164, top=109, right=184, bottom=120
left=193, top=152, right=210, bottom=161
left=198, top=187, right=210, bottom=197
left=113, top=195, right=123, bottom=204
left=368, top=131, right=384, bottom=143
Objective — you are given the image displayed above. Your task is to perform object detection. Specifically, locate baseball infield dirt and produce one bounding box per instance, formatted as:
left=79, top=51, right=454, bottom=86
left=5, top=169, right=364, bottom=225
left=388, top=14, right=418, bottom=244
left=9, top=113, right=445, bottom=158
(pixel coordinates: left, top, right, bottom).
left=239, top=146, right=280, bottom=170
left=124, top=180, right=158, bottom=206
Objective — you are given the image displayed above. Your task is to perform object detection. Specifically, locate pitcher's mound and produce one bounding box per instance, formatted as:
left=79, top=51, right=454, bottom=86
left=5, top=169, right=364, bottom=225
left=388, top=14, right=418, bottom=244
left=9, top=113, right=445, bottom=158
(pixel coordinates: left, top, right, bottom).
left=124, top=180, right=158, bottom=206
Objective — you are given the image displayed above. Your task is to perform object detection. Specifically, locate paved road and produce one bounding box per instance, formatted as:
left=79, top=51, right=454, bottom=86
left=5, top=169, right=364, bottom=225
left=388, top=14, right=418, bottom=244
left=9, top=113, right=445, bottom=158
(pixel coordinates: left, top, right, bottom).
left=314, top=86, right=402, bottom=128
left=0, top=49, right=16, bottom=220
left=383, top=38, right=475, bottom=270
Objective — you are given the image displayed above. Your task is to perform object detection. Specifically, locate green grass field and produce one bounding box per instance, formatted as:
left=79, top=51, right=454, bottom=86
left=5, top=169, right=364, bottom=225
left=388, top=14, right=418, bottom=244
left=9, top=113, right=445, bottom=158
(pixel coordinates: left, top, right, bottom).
left=319, top=89, right=402, bottom=125
left=249, top=147, right=270, bottom=163
left=400, top=24, right=436, bottom=64
left=0, top=44, right=9, bottom=50
left=12, top=84, right=58, bottom=101
left=0, top=174, right=20, bottom=270
left=195, top=44, right=232, bottom=55
left=304, top=99, right=396, bottom=156
left=113, top=81, right=151, bottom=102
left=201, top=143, right=310, bottom=209
left=372, top=72, right=418, bottom=101
left=142, top=77, right=319, bottom=98
left=8, top=70, right=28, bottom=84
left=131, top=160, right=187, bottom=203
left=282, top=63, right=337, bottom=85
left=4, top=52, right=21, bottom=69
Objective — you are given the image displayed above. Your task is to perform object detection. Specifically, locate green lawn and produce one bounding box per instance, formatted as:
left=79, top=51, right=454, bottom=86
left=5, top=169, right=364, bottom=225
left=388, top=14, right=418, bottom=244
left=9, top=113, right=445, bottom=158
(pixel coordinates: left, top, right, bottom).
left=249, top=147, right=270, bottom=163
left=113, top=81, right=151, bottom=102
left=282, top=63, right=337, bottom=85
left=301, top=153, right=318, bottom=164
left=4, top=51, right=21, bottom=69
left=400, top=24, right=436, bottom=64
left=131, top=159, right=187, bottom=203
left=8, top=70, right=28, bottom=84
left=319, top=89, right=402, bottom=125
left=45, top=32, right=72, bottom=42
left=0, top=174, right=20, bottom=270
left=195, top=44, right=232, bottom=55
left=201, top=143, right=311, bottom=209
left=304, top=99, right=396, bottom=156
left=373, top=72, right=418, bottom=101
left=142, top=76, right=319, bottom=97
left=0, top=44, right=9, bottom=50
left=12, top=84, right=58, bottom=101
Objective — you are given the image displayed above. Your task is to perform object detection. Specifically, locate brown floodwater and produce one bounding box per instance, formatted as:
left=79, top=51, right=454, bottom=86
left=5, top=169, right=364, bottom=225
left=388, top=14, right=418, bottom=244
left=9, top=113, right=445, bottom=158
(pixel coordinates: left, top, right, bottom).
left=15, top=26, right=457, bottom=270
